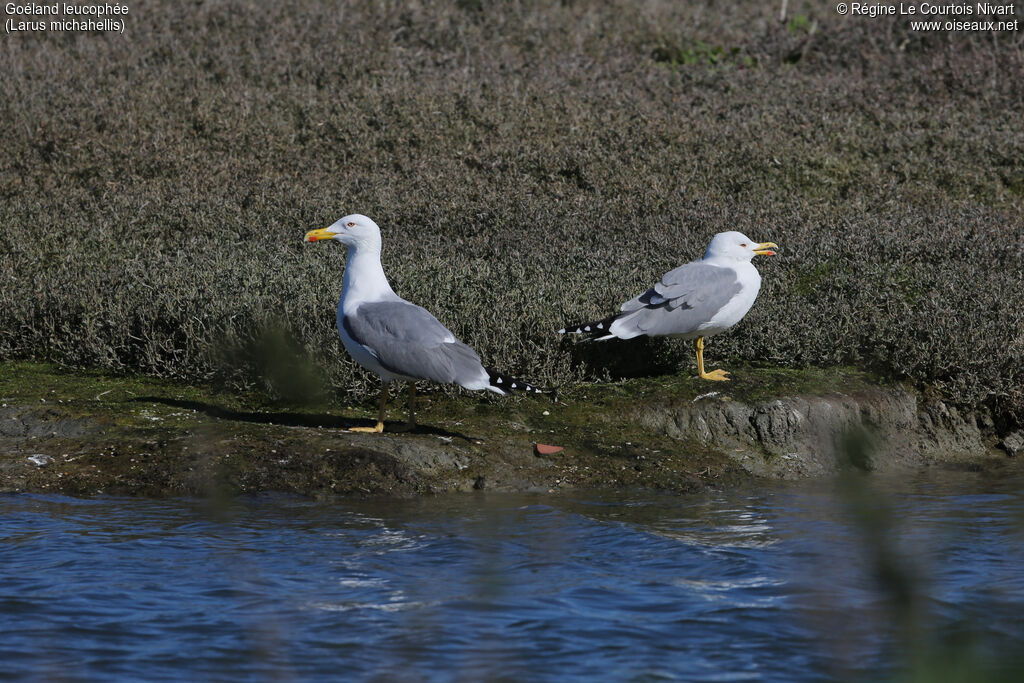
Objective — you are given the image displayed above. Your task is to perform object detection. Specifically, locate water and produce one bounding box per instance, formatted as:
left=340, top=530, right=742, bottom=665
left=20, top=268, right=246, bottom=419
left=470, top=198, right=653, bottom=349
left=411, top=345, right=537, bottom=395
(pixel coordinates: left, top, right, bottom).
left=2, top=470, right=1023, bottom=682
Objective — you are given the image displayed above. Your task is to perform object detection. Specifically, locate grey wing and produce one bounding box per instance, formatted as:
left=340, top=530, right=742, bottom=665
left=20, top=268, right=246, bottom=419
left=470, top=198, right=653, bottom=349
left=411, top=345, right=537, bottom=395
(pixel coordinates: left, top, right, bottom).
left=343, top=300, right=486, bottom=385
left=614, top=262, right=741, bottom=337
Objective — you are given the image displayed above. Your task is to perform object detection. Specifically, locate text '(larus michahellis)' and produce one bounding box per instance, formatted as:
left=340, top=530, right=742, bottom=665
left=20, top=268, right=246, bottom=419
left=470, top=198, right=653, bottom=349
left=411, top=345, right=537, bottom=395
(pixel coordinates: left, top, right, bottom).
left=305, top=214, right=543, bottom=434
left=560, top=231, right=778, bottom=381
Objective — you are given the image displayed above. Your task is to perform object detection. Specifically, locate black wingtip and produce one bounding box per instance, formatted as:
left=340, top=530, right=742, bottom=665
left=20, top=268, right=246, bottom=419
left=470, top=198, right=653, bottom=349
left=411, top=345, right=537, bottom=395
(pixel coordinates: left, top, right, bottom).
left=486, top=368, right=550, bottom=396
left=558, top=313, right=620, bottom=340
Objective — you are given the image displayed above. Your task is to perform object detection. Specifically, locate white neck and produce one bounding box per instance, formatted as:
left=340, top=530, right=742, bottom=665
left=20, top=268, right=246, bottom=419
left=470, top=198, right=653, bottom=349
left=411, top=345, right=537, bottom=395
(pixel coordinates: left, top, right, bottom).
left=704, top=252, right=754, bottom=267
left=340, top=244, right=398, bottom=312
left=703, top=254, right=760, bottom=284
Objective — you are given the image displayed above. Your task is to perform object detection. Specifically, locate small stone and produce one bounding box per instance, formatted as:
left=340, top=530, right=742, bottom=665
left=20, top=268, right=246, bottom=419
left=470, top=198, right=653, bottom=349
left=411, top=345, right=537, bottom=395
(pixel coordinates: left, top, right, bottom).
left=1000, top=431, right=1024, bottom=458
left=542, top=410, right=550, bottom=416
left=27, top=454, right=53, bottom=467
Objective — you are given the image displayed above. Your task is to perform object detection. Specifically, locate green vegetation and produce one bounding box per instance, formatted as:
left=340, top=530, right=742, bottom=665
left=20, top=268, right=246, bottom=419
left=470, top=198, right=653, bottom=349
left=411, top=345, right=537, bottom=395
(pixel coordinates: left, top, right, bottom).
left=1, top=2, right=1021, bottom=424
left=651, top=42, right=754, bottom=69
left=787, top=14, right=814, bottom=35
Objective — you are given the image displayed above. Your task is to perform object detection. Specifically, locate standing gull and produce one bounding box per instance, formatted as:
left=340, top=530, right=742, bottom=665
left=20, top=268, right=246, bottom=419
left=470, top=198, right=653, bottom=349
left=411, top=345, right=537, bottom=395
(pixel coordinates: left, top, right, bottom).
left=559, top=231, right=778, bottom=381
left=305, top=214, right=542, bottom=433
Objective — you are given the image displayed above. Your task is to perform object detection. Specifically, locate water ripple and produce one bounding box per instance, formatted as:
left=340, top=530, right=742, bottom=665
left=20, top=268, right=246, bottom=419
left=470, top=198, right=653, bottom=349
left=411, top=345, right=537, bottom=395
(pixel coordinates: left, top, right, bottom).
left=1, top=469, right=1023, bottom=681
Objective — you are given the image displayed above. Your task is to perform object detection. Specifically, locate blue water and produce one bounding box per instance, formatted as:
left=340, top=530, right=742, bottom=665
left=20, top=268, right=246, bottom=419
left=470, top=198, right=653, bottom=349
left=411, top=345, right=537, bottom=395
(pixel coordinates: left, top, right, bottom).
left=2, top=470, right=1023, bottom=682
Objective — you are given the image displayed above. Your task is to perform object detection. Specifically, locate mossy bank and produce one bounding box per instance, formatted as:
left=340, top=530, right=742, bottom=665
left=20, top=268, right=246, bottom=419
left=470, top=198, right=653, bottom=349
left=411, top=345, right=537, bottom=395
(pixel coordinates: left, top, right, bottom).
left=2, top=363, right=1018, bottom=498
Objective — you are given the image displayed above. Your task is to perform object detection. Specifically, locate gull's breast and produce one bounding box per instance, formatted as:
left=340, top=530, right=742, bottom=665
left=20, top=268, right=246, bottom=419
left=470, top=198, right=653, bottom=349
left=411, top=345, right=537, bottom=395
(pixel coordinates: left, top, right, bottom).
left=336, top=301, right=399, bottom=381
left=698, top=264, right=762, bottom=336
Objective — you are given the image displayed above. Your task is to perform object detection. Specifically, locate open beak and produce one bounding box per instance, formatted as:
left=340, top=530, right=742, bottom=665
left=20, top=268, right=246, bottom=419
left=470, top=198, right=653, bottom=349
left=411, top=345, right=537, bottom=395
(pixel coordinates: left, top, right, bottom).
left=754, top=242, right=778, bottom=257
left=304, top=228, right=335, bottom=243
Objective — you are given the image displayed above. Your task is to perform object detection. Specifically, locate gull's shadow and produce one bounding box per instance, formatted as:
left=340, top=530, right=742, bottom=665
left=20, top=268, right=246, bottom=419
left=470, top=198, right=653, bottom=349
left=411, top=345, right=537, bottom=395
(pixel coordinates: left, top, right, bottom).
left=560, top=335, right=686, bottom=379
left=131, top=396, right=474, bottom=442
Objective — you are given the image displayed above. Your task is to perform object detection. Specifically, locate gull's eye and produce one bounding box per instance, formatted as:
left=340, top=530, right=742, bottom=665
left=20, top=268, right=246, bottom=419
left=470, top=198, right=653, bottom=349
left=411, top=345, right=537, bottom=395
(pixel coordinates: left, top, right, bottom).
left=740, top=243, right=747, bottom=248
left=346, top=222, right=355, bottom=228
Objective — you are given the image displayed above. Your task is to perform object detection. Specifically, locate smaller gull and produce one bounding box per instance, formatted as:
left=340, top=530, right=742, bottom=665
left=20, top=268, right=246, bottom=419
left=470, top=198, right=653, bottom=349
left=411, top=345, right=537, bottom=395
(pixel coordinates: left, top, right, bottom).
left=559, top=231, right=777, bottom=381
left=305, top=214, right=543, bottom=434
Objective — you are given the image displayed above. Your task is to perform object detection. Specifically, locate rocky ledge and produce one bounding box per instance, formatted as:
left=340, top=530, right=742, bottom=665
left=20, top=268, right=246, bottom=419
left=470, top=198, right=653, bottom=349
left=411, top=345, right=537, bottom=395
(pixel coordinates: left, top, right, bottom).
left=0, top=363, right=1018, bottom=497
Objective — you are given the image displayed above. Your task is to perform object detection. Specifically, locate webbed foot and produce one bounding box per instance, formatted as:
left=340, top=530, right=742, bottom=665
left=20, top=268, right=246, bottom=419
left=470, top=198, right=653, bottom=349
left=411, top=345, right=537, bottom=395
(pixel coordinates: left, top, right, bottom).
left=349, top=421, right=385, bottom=434
left=698, top=369, right=731, bottom=382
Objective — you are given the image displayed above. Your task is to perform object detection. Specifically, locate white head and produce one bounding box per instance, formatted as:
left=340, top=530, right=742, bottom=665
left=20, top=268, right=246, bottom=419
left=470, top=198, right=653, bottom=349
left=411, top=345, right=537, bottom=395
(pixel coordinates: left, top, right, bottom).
left=304, top=214, right=382, bottom=252
left=703, top=231, right=778, bottom=262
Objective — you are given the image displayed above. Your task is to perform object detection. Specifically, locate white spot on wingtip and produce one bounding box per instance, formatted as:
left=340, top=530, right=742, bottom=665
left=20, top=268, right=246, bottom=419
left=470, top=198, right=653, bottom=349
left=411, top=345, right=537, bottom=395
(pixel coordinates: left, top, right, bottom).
left=597, top=323, right=604, bottom=329
left=496, top=377, right=503, bottom=384
left=511, top=383, right=517, bottom=388
left=584, top=326, right=591, bottom=331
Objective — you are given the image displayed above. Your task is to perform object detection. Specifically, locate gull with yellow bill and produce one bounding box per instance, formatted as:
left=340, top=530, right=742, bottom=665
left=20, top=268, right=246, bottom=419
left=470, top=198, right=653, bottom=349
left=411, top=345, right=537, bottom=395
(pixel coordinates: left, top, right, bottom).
left=305, top=214, right=543, bottom=434
left=559, top=231, right=778, bottom=381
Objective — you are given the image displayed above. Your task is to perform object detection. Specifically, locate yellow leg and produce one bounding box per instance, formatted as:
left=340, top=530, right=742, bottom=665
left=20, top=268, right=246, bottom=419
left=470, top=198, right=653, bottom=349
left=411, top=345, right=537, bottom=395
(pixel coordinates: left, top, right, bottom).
left=350, top=383, right=389, bottom=433
left=695, top=337, right=730, bottom=381
left=390, top=383, right=417, bottom=433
